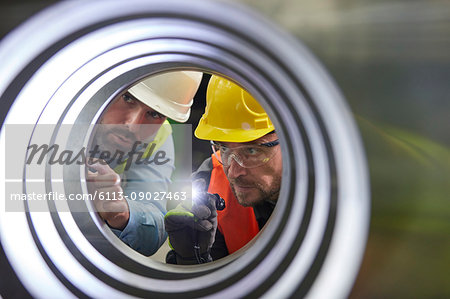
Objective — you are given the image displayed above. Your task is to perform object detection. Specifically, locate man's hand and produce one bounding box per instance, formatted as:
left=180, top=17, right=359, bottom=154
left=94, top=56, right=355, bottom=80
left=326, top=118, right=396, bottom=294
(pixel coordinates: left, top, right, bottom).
left=87, top=160, right=130, bottom=230
left=164, top=192, right=218, bottom=264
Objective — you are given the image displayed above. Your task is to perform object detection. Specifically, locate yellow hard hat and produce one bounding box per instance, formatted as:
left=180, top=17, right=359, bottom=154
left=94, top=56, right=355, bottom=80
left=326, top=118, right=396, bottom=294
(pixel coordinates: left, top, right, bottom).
left=195, top=75, right=274, bottom=142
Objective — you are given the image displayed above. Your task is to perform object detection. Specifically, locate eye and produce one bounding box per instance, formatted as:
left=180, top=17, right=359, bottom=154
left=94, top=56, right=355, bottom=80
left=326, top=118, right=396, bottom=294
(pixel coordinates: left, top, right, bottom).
left=147, top=110, right=165, bottom=119
left=245, top=147, right=260, bottom=155
left=122, top=94, right=135, bottom=104
left=219, top=145, right=230, bottom=154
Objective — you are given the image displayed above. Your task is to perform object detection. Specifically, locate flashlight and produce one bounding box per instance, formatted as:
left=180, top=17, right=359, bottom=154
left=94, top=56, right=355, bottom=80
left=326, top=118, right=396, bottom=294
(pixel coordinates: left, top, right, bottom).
left=210, top=193, right=225, bottom=211
left=191, top=179, right=225, bottom=263
left=192, top=179, right=225, bottom=211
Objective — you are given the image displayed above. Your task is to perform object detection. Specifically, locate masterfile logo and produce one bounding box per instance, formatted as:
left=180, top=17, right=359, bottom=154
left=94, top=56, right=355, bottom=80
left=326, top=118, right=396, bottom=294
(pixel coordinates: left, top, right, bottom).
left=4, top=124, right=193, bottom=212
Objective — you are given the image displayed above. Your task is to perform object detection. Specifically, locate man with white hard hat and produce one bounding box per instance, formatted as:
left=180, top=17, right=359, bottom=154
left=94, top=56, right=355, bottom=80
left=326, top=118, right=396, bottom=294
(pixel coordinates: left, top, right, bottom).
left=88, top=71, right=203, bottom=256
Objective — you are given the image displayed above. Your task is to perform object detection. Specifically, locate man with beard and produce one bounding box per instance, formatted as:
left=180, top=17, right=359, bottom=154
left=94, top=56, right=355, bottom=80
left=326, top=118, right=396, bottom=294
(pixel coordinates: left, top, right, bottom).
left=88, top=71, right=203, bottom=256
left=165, top=75, right=282, bottom=264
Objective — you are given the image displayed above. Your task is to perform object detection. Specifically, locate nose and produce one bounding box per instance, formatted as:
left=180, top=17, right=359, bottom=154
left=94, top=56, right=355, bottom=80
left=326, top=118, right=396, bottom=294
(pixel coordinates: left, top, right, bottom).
left=123, top=108, right=146, bottom=134
left=225, top=155, right=247, bottom=179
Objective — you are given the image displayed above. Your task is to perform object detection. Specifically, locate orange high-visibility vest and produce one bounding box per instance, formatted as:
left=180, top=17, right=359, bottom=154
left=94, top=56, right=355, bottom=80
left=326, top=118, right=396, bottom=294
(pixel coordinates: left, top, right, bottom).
left=207, top=155, right=260, bottom=254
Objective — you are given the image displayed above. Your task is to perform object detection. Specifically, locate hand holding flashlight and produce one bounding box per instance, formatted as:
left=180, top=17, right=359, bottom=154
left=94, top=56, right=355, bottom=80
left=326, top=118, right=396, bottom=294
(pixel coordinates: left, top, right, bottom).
left=192, top=179, right=225, bottom=211
left=164, top=179, right=225, bottom=264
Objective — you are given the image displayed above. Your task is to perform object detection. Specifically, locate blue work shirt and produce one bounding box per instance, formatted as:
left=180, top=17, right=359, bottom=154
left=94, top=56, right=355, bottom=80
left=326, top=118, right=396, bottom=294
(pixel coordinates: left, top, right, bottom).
left=108, top=135, right=174, bottom=256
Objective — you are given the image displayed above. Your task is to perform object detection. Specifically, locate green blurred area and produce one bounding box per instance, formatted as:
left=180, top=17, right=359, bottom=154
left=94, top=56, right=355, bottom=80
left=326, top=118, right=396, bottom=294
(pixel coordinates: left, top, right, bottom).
left=352, top=117, right=450, bottom=298
left=241, top=0, right=450, bottom=296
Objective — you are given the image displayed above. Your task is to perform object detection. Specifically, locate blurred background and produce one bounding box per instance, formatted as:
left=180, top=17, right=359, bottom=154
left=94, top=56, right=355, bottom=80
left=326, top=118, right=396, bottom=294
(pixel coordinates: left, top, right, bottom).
left=1, top=0, right=449, bottom=298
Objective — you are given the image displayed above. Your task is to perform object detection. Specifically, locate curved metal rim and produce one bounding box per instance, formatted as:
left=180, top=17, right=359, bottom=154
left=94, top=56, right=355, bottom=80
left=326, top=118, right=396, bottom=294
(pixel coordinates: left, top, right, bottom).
left=0, top=0, right=370, bottom=298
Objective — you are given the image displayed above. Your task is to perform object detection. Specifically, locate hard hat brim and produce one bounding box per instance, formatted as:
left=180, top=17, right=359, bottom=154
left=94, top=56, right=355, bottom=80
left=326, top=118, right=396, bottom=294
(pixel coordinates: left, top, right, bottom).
left=129, top=87, right=192, bottom=123
left=194, top=120, right=274, bottom=142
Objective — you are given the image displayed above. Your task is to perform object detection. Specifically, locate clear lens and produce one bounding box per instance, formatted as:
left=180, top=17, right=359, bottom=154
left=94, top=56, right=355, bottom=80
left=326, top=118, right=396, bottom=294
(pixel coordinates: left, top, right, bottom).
left=211, top=141, right=279, bottom=168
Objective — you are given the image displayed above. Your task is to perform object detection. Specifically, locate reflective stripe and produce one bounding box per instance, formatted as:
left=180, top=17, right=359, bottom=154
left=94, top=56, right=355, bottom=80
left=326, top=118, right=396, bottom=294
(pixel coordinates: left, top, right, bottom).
left=165, top=209, right=194, bottom=219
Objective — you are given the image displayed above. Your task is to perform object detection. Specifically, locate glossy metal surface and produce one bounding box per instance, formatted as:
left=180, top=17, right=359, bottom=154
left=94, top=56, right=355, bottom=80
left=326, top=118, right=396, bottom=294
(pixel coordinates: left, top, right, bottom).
left=238, top=1, right=450, bottom=297
left=0, top=0, right=448, bottom=298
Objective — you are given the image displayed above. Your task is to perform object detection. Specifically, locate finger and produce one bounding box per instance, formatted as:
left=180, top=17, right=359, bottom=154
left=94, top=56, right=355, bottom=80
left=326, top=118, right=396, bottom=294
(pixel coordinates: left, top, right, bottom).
left=94, top=188, right=127, bottom=210
left=191, top=204, right=211, bottom=220
left=86, top=157, right=99, bottom=166
left=94, top=186, right=123, bottom=199
left=97, top=200, right=129, bottom=213
left=165, top=212, right=195, bottom=231
left=206, top=194, right=219, bottom=217
left=86, top=171, right=97, bottom=182
left=88, top=160, right=112, bottom=175
left=194, top=219, right=213, bottom=231
left=194, top=192, right=217, bottom=210
left=92, top=173, right=121, bottom=187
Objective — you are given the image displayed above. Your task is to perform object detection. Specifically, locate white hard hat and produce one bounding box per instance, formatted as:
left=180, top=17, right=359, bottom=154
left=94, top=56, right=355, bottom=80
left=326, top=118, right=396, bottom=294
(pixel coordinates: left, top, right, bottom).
left=128, top=71, right=203, bottom=122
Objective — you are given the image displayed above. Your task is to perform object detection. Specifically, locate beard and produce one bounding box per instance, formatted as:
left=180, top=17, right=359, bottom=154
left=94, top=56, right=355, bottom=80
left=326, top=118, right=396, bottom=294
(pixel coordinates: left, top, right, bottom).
left=228, top=176, right=281, bottom=207
left=93, top=125, right=138, bottom=154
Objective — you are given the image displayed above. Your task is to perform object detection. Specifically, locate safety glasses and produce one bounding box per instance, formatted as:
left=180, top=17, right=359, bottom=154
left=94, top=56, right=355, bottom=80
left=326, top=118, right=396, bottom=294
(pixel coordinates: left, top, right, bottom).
left=210, top=139, right=279, bottom=169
